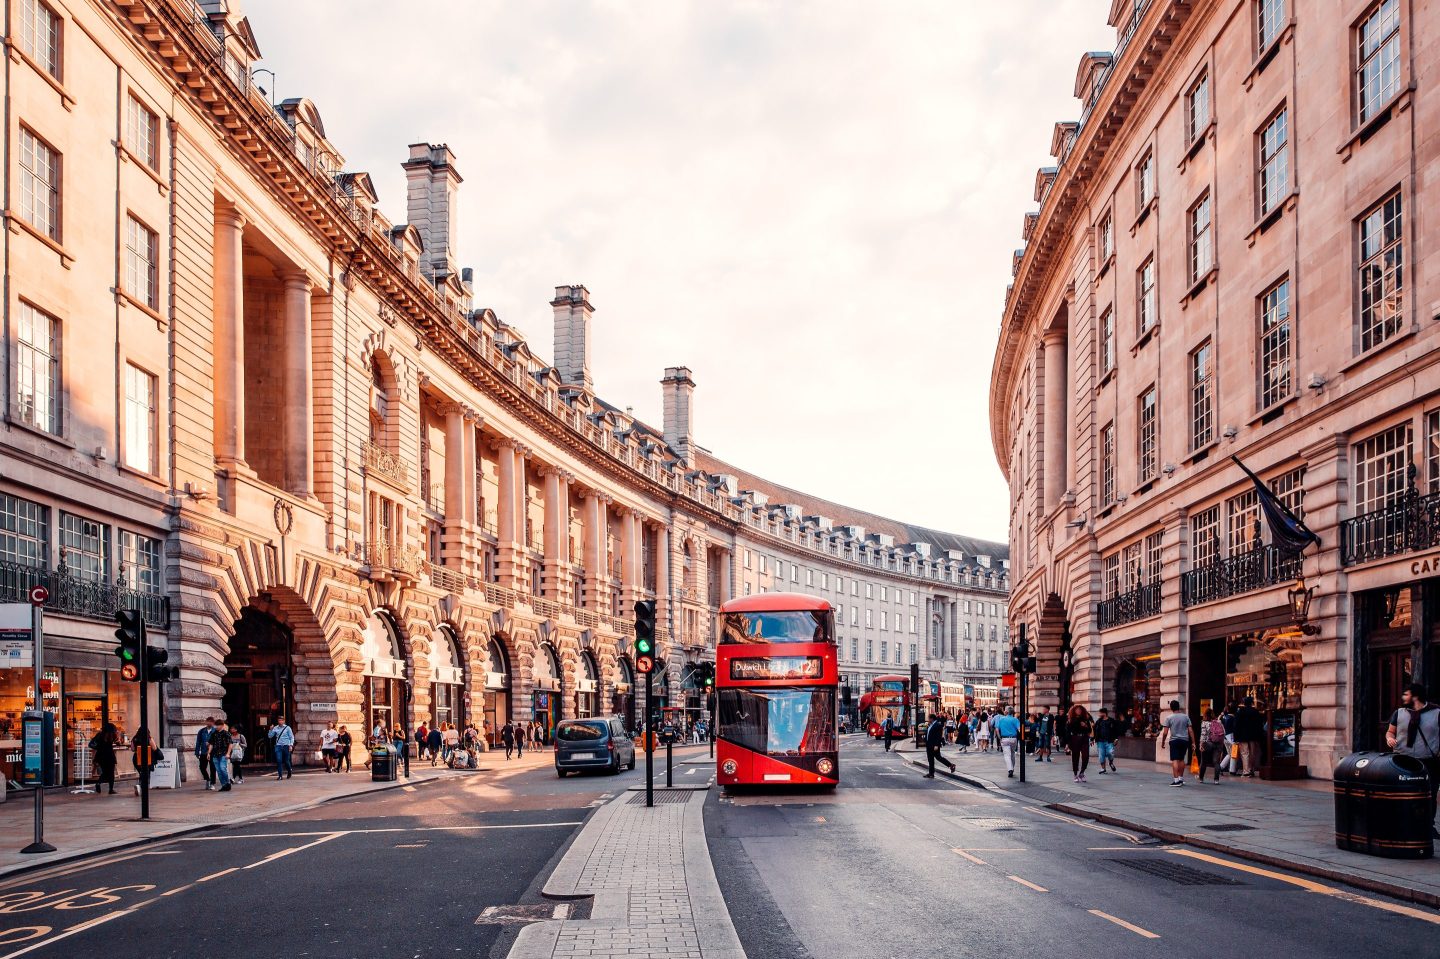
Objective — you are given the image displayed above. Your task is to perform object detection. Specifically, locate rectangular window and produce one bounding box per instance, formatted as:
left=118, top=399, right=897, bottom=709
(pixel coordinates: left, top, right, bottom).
left=910, top=615, right=916, bottom=634
left=123, top=363, right=157, bottom=474
left=1258, top=107, right=1289, bottom=215
left=1097, top=212, right=1114, bottom=262
left=880, top=611, right=888, bottom=631
left=1358, top=191, right=1403, bottom=352
left=880, top=586, right=888, bottom=602
left=19, top=0, right=61, bottom=79
left=119, top=530, right=162, bottom=595
left=1100, top=422, right=1115, bottom=506
left=59, top=513, right=109, bottom=584
left=1353, top=424, right=1412, bottom=514
left=19, top=128, right=60, bottom=241
left=1190, top=340, right=1214, bottom=450
left=1357, top=0, right=1402, bottom=125
left=1270, top=466, right=1306, bottom=519
left=1258, top=0, right=1286, bottom=51
left=1227, top=490, right=1260, bottom=554
left=1259, top=277, right=1292, bottom=408
left=989, top=650, right=997, bottom=671
left=758, top=555, right=767, bottom=573
left=1145, top=531, right=1163, bottom=583
left=1427, top=412, right=1440, bottom=494
left=0, top=494, right=49, bottom=567
left=126, top=94, right=159, bottom=170
left=1136, top=150, right=1155, bottom=210
left=851, top=639, right=859, bottom=662
left=790, top=565, right=798, bottom=583
left=1123, top=542, right=1142, bottom=590
left=774, top=560, right=784, bottom=581
left=125, top=215, right=159, bottom=310
left=865, top=583, right=873, bottom=599
left=1185, top=70, right=1210, bottom=144
left=866, top=640, right=873, bottom=662
left=1188, top=193, right=1213, bottom=284
left=16, top=302, right=61, bottom=435
left=964, top=650, right=971, bottom=669
left=1137, top=386, right=1158, bottom=484
left=1137, top=257, right=1156, bottom=335
left=1191, top=505, right=1221, bottom=568
left=1103, top=553, right=1121, bottom=599
left=880, top=641, right=888, bottom=663
left=850, top=606, right=858, bottom=625
left=865, top=609, right=872, bottom=627
left=743, top=549, right=752, bottom=569
left=1099, top=307, right=1115, bottom=376
left=909, top=644, right=917, bottom=663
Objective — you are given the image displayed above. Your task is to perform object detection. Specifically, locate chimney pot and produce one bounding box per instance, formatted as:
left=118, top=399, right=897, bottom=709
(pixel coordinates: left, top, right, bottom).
left=551, top=285, right=594, bottom=391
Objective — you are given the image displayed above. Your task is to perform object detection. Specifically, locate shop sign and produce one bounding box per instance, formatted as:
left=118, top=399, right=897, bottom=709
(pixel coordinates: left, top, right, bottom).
left=150, top=748, right=180, bottom=788
left=1411, top=555, right=1440, bottom=576
left=1033, top=674, right=1060, bottom=683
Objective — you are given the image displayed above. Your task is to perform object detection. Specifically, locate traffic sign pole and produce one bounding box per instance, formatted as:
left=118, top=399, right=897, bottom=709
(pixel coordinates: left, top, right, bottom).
left=21, top=589, right=56, bottom=855
left=645, top=666, right=653, bottom=808
left=1018, top=624, right=1028, bottom=785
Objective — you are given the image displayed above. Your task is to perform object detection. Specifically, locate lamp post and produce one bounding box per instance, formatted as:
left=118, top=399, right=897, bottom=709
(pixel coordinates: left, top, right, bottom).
left=249, top=67, right=276, bottom=108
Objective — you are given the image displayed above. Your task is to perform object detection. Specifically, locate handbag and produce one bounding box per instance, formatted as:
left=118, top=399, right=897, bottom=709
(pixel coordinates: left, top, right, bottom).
left=229, top=743, right=244, bottom=761
left=1229, top=743, right=1241, bottom=760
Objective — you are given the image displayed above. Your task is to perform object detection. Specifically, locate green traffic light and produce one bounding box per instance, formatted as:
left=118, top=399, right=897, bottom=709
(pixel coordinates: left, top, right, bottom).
left=119, top=647, right=136, bottom=661
left=637, top=638, right=652, bottom=654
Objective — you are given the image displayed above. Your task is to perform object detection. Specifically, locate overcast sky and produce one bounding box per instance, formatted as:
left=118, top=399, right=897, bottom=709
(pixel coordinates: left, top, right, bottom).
left=245, top=1, right=1113, bottom=542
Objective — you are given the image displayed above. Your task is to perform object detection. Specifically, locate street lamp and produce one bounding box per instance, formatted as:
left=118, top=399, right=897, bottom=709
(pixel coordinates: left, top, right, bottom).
left=1287, top=577, right=1319, bottom=636
left=249, top=67, right=276, bottom=108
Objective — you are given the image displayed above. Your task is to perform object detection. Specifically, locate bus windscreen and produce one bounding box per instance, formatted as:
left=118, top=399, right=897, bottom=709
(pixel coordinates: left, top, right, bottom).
left=718, top=687, right=837, bottom=756
left=720, top=609, right=832, bottom=645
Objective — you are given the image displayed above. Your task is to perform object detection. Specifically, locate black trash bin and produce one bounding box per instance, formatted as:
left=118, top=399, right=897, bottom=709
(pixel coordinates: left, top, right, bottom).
left=1334, top=751, right=1433, bottom=859
left=371, top=745, right=397, bottom=783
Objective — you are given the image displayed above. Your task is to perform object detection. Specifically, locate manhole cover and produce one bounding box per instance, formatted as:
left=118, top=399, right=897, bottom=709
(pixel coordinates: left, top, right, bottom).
left=628, top=791, right=692, bottom=804
left=475, top=903, right=570, bottom=925
left=1200, top=823, right=1256, bottom=832
left=954, top=817, right=1024, bottom=830
left=1106, top=858, right=1243, bottom=885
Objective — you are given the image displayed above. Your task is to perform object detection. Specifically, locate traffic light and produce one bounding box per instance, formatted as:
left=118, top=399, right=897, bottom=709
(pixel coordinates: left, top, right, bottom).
left=634, top=599, right=657, bottom=674
left=114, top=610, right=144, bottom=682
left=1010, top=646, right=1024, bottom=673
left=701, top=662, right=714, bottom=689
left=146, top=645, right=179, bottom=683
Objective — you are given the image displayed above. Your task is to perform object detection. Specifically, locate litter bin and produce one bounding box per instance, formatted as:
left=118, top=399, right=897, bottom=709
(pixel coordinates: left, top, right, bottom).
left=1334, top=751, right=1433, bottom=859
left=370, top=745, right=397, bottom=783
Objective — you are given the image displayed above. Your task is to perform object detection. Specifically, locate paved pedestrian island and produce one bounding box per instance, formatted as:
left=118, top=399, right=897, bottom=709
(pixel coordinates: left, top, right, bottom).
left=509, top=787, right=743, bottom=959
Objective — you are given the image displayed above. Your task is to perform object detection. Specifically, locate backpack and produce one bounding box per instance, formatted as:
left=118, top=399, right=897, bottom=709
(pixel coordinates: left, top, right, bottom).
left=1207, top=720, right=1225, bottom=744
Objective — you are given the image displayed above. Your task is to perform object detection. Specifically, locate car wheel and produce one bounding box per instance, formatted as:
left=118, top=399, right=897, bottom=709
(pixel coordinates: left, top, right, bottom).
left=556, top=768, right=567, bottom=778
left=627, top=754, right=636, bottom=771
left=608, top=758, right=620, bottom=775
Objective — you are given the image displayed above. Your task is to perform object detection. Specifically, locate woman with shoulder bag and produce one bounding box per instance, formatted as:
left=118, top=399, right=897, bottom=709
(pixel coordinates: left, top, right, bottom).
left=90, top=722, right=119, bottom=795
left=1196, top=710, right=1224, bottom=784
left=334, top=725, right=353, bottom=772
left=229, top=726, right=247, bottom=784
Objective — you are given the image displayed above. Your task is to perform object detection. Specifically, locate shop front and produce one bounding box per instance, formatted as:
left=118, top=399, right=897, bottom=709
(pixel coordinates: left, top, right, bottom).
left=1104, top=636, right=1162, bottom=761
left=361, top=611, right=407, bottom=747
left=429, top=626, right=466, bottom=730
left=483, top=637, right=510, bottom=745
left=1353, top=579, right=1440, bottom=751
left=532, top=643, right=561, bottom=740
left=575, top=652, right=598, bottom=718
left=1, top=655, right=143, bottom=789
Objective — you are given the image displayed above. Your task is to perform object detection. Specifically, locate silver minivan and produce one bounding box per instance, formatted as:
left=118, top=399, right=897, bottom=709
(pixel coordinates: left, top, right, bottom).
left=554, top=717, right=636, bottom=777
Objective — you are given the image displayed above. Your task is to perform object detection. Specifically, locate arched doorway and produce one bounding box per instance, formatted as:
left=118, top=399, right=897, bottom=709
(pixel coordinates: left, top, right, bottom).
left=575, top=652, right=599, bottom=718
left=430, top=625, right=465, bottom=730
left=531, top=642, right=561, bottom=741
left=483, top=637, right=510, bottom=744
left=361, top=611, right=407, bottom=742
left=613, top=656, right=636, bottom=733
left=222, top=607, right=295, bottom=765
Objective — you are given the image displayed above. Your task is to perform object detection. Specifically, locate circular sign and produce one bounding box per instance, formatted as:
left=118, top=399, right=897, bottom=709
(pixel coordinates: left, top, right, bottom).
left=28, top=585, right=48, bottom=606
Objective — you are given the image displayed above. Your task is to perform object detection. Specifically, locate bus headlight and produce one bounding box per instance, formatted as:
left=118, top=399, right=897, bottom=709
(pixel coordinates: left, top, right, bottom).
left=816, top=758, right=834, bottom=776
left=721, top=759, right=738, bottom=776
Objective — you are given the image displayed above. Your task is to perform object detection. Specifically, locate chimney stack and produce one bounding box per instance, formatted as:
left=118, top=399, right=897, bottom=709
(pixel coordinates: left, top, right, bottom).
left=551, top=285, right=594, bottom=391
left=402, top=143, right=462, bottom=277
left=662, top=367, right=695, bottom=466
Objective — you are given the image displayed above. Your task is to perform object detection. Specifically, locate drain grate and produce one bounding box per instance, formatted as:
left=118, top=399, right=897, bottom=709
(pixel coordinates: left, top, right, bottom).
left=954, top=817, right=1024, bottom=830
left=475, top=903, right=570, bottom=925
left=628, top=791, right=692, bottom=804
left=1106, top=858, right=1243, bottom=885
left=1200, top=823, right=1257, bottom=832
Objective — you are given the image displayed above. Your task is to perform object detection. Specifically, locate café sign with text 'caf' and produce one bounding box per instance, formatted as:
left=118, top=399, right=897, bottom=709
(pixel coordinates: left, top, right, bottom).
left=729, top=656, right=823, bottom=682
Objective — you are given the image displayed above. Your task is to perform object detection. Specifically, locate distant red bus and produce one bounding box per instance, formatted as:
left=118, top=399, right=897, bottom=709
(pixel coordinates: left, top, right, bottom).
left=864, top=675, right=912, bottom=738
left=716, top=592, right=838, bottom=788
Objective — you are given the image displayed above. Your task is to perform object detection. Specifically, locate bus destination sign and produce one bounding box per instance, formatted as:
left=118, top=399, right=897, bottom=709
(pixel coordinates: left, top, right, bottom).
left=729, top=656, right=823, bottom=681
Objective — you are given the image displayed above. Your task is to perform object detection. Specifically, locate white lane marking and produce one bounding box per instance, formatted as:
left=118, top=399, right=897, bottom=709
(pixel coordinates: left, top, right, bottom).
left=402, top=785, right=417, bottom=792
left=242, top=832, right=344, bottom=869
left=686, top=768, right=697, bottom=775
left=1089, top=909, right=1160, bottom=939
left=1006, top=875, right=1048, bottom=893
left=1025, top=807, right=1144, bottom=843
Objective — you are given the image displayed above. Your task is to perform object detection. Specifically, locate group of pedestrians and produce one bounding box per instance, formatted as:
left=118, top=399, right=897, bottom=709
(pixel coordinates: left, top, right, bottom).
left=412, top=721, right=474, bottom=765
left=193, top=714, right=295, bottom=791
left=498, top=720, right=547, bottom=759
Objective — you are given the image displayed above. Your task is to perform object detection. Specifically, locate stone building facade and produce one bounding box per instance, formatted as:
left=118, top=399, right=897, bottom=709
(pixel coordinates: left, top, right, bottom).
left=990, top=0, right=1440, bottom=775
left=0, top=0, right=1004, bottom=783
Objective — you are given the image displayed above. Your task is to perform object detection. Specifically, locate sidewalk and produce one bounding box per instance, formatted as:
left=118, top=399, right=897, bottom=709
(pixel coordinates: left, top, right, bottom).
left=0, top=747, right=551, bottom=879
left=509, top=787, right=742, bottom=959
left=898, top=744, right=1440, bottom=908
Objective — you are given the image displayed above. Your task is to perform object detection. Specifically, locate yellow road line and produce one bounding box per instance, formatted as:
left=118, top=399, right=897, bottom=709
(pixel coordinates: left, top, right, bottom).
left=196, top=867, right=238, bottom=883
left=1006, top=875, right=1048, bottom=893
left=952, top=848, right=987, bottom=865
left=1088, top=909, right=1160, bottom=939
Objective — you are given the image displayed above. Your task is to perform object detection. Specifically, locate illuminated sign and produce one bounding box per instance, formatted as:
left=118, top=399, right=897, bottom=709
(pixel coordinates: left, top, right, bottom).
left=729, top=656, right=823, bottom=681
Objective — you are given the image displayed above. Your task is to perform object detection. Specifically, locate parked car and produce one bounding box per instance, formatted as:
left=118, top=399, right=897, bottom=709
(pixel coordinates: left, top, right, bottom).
left=554, top=717, right=636, bottom=777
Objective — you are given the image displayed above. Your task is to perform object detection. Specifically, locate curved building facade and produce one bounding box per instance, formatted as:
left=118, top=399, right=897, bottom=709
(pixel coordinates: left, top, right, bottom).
left=991, top=0, right=1440, bottom=774
left=0, top=0, right=1005, bottom=783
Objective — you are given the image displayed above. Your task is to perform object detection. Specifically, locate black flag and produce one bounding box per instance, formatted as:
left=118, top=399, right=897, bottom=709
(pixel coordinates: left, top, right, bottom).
left=1231, top=455, right=1320, bottom=553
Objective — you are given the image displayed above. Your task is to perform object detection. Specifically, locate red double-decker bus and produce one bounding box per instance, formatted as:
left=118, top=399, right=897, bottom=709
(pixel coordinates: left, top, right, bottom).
left=863, top=675, right=911, bottom=738
left=716, top=592, right=838, bottom=788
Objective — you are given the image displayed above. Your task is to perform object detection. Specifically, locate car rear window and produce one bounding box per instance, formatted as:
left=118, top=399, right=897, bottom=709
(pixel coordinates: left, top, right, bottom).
left=557, top=721, right=606, bottom=742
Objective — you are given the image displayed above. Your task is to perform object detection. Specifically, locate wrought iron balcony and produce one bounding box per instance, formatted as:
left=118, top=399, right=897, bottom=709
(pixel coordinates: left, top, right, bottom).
left=361, top=541, right=425, bottom=580
left=361, top=441, right=409, bottom=489
left=0, top=559, right=170, bottom=629
left=1341, top=486, right=1440, bottom=566
left=1180, top=544, right=1304, bottom=607
left=1096, top=582, right=1161, bottom=630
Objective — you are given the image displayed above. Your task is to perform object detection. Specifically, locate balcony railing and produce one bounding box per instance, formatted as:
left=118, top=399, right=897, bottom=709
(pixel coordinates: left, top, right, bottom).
left=1096, top=582, right=1161, bottom=630
left=1181, top=544, right=1303, bottom=607
left=0, top=559, right=170, bottom=629
left=426, top=562, right=467, bottom=594
left=362, top=541, right=424, bottom=578
left=1341, top=487, right=1440, bottom=567
left=362, top=442, right=409, bottom=489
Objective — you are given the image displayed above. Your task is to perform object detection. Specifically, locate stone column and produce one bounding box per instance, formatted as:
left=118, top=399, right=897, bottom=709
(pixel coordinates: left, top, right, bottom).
left=212, top=206, right=246, bottom=467
left=621, top=509, right=641, bottom=606
left=282, top=271, right=314, bottom=497
left=441, top=404, right=476, bottom=574
left=655, top=524, right=671, bottom=640
left=1042, top=327, right=1068, bottom=512
left=542, top=468, right=563, bottom=600
left=496, top=440, right=522, bottom=588
left=719, top=549, right=733, bottom=606
left=949, top=600, right=958, bottom=661
left=582, top=490, right=606, bottom=611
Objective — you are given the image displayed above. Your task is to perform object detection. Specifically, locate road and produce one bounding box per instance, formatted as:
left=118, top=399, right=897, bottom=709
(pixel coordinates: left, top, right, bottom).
left=707, top=732, right=1440, bottom=959
left=0, top=747, right=707, bottom=959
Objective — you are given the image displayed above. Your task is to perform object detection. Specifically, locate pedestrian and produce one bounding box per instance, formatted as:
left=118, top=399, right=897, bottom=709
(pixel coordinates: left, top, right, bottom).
left=882, top=715, right=894, bottom=752
left=444, top=722, right=460, bottom=761
left=976, top=713, right=990, bottom=753
left=391, top=724, right=407, bottom=766
left=321, top=721, right=339, bottom=772
left=955, top=717, right=971, bottom=753
left=1093, top=707, right=1119, bottom=774
left=415, top=722, right=430, bottom=761
left=944, top=713, right=957, bottom=746
left=335, top=725, right=353, bottom=772
left=195, top=716, right=215, bottom=790
left=426, top=723, right=443, bottom=766
left=1196, top=709, right=1225, bottom=784
left=922, top=714, right=956, bottom=779
left=1066, top=704, right=1093, bottom=782
left=1217, top=703, right=1237, bottom=775
left=229, top=725, right=247, bottom=784
left=501, top=721, right=515, bottom=759
left=1037, top=706, right=1055, bottom=763
left=515, top=722, right=525, bottom=758
left=1387, top=682, right=1440, bottom=837
left=994, top=707, right=1022, bottom=778
left=209, top=719, right=234, bottom=792
left=268, top=715, right=295, bottom=779
left=1233, top=697, right=1265, bottom=777
left=1158, top=700, right=1192, bottom=787
left=132, top=726, right=159, bottom=791
left=90, top=722, right=119, bottom=795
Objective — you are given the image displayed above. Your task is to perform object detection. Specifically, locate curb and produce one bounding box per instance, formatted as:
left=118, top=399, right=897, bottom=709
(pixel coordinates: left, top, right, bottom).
left=0, top=771, right=446, bottom=882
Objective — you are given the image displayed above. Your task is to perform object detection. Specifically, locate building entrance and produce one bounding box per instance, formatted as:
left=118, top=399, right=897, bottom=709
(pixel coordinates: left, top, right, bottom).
left=221, top=607, right=295, bottom=766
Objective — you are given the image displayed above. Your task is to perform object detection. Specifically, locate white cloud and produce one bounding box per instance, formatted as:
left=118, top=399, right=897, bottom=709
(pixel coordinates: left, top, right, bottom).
left=244, top=0, right=1114, bottom=541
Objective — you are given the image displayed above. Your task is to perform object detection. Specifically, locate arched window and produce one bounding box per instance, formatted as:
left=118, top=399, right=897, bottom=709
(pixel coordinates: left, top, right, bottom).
left=361, top=611, right=405, bottom=738
left=576, top=652, right=599, bottom=718
left=430, top=625, right=464, bottom=729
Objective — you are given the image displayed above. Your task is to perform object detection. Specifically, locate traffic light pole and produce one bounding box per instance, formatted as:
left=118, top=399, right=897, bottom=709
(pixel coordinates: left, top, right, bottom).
left=21, top=600, right=56, bottom=855
left=644, top=668, right=654, bottom=808
left=1018, top=624, right=1028, bottom=785
left=139, top=618, right=150, bottom=820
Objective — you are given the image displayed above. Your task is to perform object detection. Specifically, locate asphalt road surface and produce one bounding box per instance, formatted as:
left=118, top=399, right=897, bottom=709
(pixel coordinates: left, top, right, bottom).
left=707, top=732, right=1440, bottom=959
left=0, top=748, right=691, bottom=959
